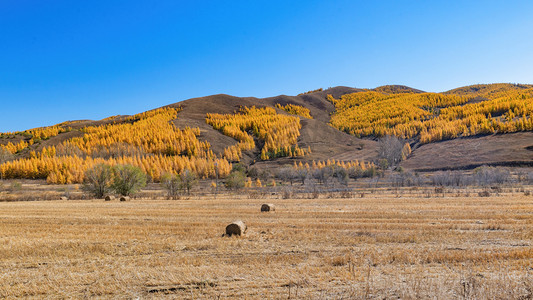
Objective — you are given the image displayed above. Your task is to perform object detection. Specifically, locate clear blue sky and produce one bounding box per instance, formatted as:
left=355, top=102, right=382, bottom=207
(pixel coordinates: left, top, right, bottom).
left=1, top=0, right=533, bottom=132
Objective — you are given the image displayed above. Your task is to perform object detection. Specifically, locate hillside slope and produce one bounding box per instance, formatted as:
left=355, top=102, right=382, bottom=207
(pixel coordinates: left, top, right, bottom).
left=168, top=86, right=375, bottom=165
left=1, top=83, right=532, bottom=184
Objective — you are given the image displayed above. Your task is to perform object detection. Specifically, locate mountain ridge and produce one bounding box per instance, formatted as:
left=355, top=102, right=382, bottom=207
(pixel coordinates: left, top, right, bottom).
left=1, top=83, right=532, bottom=183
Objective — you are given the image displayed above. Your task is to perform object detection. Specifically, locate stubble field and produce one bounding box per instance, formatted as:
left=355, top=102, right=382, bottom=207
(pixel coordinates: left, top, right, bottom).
left=0, top=191, right=532, bottom=299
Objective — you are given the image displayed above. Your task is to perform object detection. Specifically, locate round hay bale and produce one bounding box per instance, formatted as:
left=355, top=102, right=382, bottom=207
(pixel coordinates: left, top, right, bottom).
left=225, top=220, right=247, bottom=236
left=119, top=196, right=130, bottom=202
left=60, top=196, right=68, bottom=201
left=104, top=195, right=115, bottom=201
left=261, top=203, right=275, bottom=212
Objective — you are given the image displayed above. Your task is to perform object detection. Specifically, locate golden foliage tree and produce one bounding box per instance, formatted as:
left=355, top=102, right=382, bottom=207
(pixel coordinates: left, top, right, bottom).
left=275, top=103, right=313, bottom=119
left=328, top=87, right=533, bottom=143
left=206, top=106, right=310, bottom=161
left=0, top=107, right=232, bottom=184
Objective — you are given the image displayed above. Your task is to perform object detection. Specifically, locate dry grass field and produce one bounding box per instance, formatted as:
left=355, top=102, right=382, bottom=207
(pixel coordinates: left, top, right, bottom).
left=0, top=190, right=532, bottom=299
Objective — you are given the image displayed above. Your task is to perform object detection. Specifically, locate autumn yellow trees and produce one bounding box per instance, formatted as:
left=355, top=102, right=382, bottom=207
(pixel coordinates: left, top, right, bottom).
left=0, top=153, right=232, bottom=184
left=0, top=125, right=71, bottom=154
left=328, top=87, right=533, bottom=143
left=3, top=104, right=314, bottom=184
left=65, top=107, right=212, bottom=157
left=328, top=91, right=471, bottom=139
left=0, top=140, right=30, bottom=154
left=419, top=88, right=533, bottom=143
left=275, top=103, right=313, bottom=119
left=206, top=106, right=310, bottom=161
left=293, top=159, right=375, bottom=171
left=0, top=107, right=232, bottom=184
left=3, top=83, right=532, bottom=185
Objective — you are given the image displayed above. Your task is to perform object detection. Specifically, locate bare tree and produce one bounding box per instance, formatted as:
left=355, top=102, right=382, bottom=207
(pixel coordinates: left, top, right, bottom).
left=377, top=135, right=410, bottom=169
left=473, top=166, right=510, bottom=186
left=0, top=148, right=14, bottom=164
left=333, top=166, right=348, bottom=186
left=276, top=167, right=297, bottom=186
left=392, top=171, right=422, bottom=187
left=431, top=171, right=471, bottom=187
left=179, top=169, right=197, bottom=195
left=0, top=148, right=14, bottom=180
left=313, top=167, right=333, bottom=187
left=296, top=168, right=308, bottom=185
left=83, top=164, right=114, bottom=198
left=161, top=173, right=181, bottom=199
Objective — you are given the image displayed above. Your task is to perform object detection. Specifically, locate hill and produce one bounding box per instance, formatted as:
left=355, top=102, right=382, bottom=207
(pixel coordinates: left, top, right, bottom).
left=1, top=83, right=532, bottom=183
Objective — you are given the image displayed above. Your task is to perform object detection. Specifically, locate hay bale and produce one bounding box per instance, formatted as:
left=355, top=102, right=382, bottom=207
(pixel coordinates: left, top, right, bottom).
left=119, top=196, right=130, bottom=202
left=225, top=220, right=247, bottom=236
left=104, top=195, right=115, bottom=201
left=60, top=196, right=68, bottom=200
left=261, top=203, right=275, bottom=212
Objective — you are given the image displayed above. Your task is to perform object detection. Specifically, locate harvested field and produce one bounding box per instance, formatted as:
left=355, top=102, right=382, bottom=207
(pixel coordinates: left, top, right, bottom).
left=0, top=192, right=532, bottom=298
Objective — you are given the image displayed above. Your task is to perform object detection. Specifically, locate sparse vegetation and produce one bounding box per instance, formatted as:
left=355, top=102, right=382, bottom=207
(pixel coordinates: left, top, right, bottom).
left=160, top=173, right=181, bottom=199
left=179, top=169, right=197, bottom=195
left=0, top=192, right=530, bottom=298
left=377, top=135, right=411, bottom=169
left=224, top=169, right=246, bottom=190
left=111, top=165, right=147, bottom=196
left=297, top=87, right=323, bottom=95
left=83, top=164, right=114, bottom=198
left=430, top=166, right=512, bottom=188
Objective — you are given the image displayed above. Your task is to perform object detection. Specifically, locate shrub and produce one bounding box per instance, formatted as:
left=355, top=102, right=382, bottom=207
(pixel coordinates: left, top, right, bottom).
left=111, top=165, right=147, bottom=196
left=478, top=190, right=491, bottom=197
left=473, top=166, right=510, bottom=186
left=0, top=148, right=14, bottom=180
left=11, top=181, right=22, bottom=192
left=83, top=164, right=114, bottom=198
left=224, top=170, right=246, bottom=190
left=247, top=166, right=259, bottom=179
left=348, top=166, right=361, bottom=179
left=276, top=167, right=297, bottom=185
left=0, top=148, right=14, bottom=164
left=179, top=169, right=197, bottom=195
left=391, top=171, right=422, bottom=187
left=333, top=166, right=348, bottom=186
left=296, top=168, right=308, bottom=184
left=232, top=163, right=247, bottom=174
left=362, top=166, right=378, bottom=178
left=282, top=188, right=292, bottom=199
left=161, top=173, right=181, bottom=199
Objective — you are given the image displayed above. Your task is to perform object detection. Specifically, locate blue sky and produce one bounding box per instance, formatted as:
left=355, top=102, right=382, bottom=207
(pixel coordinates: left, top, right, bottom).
left=1, top=0, right=533, bottom=132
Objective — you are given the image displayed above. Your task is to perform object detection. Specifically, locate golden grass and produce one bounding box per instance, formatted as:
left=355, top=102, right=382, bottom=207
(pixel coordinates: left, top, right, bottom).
left=0, top=191, right=531, bottom=298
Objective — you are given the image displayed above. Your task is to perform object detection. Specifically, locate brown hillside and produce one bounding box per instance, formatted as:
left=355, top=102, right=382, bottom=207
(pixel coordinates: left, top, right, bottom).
left=373, top=85, right=425, bottom=94
left=2, top=84, right=532, bottom=175
left=169, top=87, right=374, bottom=164
left=401, top=132, right=533, bottom=171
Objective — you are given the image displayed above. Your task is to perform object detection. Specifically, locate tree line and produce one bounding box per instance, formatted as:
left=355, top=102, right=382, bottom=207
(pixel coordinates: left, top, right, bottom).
left=328, top=87, right=533, bottom=143
left=206, top=106, right=311, bottom=161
